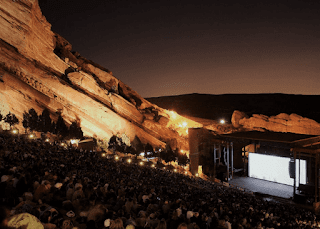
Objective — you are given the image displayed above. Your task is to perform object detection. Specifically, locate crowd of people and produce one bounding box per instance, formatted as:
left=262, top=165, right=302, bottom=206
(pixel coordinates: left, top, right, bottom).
left=0, top=130, right=319, bottom=229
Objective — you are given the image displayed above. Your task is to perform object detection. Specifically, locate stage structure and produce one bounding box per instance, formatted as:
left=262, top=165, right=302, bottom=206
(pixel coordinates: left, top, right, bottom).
left=188, top=128, right=320, bottom=206
left=188, top=128, right=234, bottom=180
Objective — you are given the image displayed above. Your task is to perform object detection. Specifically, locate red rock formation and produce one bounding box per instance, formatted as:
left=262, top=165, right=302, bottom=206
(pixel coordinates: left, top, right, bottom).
left=0, top=0, right=201, bottom=150
left=232, top=111, right=320, bottom=135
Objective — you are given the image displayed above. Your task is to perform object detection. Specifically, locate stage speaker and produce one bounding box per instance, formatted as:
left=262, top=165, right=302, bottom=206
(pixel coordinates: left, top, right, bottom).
left=289, top=160, right=295, bottom=178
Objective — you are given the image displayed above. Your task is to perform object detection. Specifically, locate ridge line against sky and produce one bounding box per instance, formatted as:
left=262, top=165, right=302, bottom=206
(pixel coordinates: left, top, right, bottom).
left=39, top=0, right=320, bottom=98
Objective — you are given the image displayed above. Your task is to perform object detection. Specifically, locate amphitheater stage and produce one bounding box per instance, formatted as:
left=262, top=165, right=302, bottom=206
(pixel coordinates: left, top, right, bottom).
left=228, top=176, right=293, bottom=199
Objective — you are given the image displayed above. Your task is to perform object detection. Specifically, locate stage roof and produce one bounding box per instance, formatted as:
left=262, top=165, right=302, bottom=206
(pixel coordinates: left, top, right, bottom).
left=220, top=131, right=317, bottom=144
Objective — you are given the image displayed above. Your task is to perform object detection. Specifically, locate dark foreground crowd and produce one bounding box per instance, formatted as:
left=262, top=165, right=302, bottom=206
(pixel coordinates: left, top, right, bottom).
left=0, top=131, right=319, bottom=229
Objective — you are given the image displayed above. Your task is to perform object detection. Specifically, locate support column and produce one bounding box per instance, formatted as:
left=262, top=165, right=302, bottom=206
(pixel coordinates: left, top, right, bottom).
left=293, top=151, right=296, bottom=199
left=213, top=144, right=216, bottom=179
left=231, top=142, right=234, bottom=179
left=227, top=143, right=230, bottom=181
left=218, top=144, right=221, bottom=164
left=242, top=147, right=245, bottom=174
left=299, top=152, right=300, bottom=190
left=316, top=153, right=318, bottom=203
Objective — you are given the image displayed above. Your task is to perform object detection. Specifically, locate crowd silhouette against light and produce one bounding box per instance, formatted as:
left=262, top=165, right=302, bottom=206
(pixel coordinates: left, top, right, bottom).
left=0, top=130, right=320, bottom=228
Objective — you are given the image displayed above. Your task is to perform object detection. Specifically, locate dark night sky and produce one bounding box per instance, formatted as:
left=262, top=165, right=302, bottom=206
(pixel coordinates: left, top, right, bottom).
left=39, top=0, right=320, bottom=98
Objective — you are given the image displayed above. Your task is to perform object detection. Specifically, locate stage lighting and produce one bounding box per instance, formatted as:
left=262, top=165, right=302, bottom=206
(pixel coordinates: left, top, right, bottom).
left=220, top=119, right=225, bottom=124
left=102, top=153, right=106, bottom=157
left=169, top=111, right=177, bottom=119
left=127, top=159, right=132, bottom=163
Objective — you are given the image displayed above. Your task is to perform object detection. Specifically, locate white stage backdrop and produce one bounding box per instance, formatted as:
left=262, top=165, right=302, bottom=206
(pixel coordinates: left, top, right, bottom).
left=248, top=153, right=306, bottom=186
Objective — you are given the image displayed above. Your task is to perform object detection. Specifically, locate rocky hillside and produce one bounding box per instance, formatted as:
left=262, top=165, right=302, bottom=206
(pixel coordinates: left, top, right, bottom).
left=148, top=94, right=320, bottom=135
left=147, top=93, right=320, bottom=123
left=232, top=111, right=320, bottom=135
left=0, top=0, right=202, bottom=150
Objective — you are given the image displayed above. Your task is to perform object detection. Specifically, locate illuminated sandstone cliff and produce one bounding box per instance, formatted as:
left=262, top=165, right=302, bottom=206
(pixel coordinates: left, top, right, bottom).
left=232, top=110, right=320, bottom=135
left=0, top=0, right=202, bottom=149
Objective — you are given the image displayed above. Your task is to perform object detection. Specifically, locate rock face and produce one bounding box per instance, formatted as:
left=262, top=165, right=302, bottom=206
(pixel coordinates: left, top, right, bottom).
left=0, top=0, right=201, bottom=150
left=231, top=110, right=248, bottom=128
left=233, top=111, right=320, bottom=135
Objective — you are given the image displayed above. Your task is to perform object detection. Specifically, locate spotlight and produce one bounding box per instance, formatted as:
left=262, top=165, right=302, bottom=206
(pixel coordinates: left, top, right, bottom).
left=169, top=111, right=177, bottom=119
left=12, top=129, right=18, bottom=134
left=151, top=164, right=155, bottom=167
left=220, top=119, right=226, bottom=124
left=45, top=138, right=50, bottom=142
left=29, top=134, right=34, bottom=139
left=139, top=162, right=144, bottom=166
left=102, top=153, right=106, bottom=157
left=115, top=156, right=119, bottom=160
left=174, top=169, right=177, bottom=172
left=195, top=173, right=199, bottom=177
left=127, top=159, right=132, bottom=163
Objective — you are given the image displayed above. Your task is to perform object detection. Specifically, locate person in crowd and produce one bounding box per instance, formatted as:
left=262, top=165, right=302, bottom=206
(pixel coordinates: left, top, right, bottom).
left=1, top=131, right=320, bottom=229
left=110, top=217, right=125, bottom=229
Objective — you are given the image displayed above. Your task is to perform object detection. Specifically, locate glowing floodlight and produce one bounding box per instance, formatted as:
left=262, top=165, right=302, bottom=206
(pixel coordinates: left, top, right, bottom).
left=29, top=134, right=34, bottom=139
left=115, top=156, right=119, bottom=160
left=151, top=164, right=155, bottom=167
left=45, top=138, right=50, bottom=142
left=169, top=111, right=177, bottom=119
left=61, top=143, right=65, bottom=147
left=180, top=150, right=184, bottom=153
left=174, top=169, right=177, bottom=172
left=102, top=153, right=106, bottom=157
left=185, top=171, right=188, bottom=175
left=127, top=159, right=132, bottom=163
left=220, top=119, right=226, bottom=124
left=12, top=129, right=18, bottom=134
left=139, top=162, right=144, bottom=166
left=195, top=173, right=199, bottom=177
